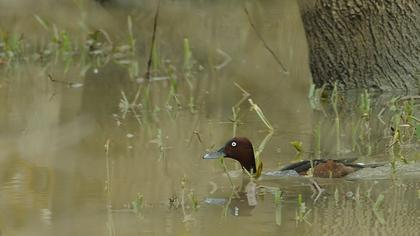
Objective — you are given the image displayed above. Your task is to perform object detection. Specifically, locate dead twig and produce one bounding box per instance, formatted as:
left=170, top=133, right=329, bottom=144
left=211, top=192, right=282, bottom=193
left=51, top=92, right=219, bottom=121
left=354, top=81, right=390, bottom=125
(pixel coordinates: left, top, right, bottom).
left=309, top=179, right=325, bottom=202
left=243, top=6, right=288, bottom=74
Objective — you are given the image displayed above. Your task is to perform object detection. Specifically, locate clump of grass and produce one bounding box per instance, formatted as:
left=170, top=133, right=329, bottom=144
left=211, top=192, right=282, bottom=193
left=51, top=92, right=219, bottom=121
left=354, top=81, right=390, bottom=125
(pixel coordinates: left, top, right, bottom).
left=4, top=1, right=207, bottom=124
left=0, top=32, right=24, bottom=65
left=353, top=89, right=372, bottom=156
left=385, top=96, right=420, bottom=167
left=306, top=87, right=420, bottom=184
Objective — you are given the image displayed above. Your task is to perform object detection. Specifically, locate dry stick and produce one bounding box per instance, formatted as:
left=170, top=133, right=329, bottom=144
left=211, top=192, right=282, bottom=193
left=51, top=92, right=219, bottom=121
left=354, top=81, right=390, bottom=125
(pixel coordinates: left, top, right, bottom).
left=48, top=74, right=76, bottom=86
left=233, top=82, right=251, bottom=108
left=243, top=6, right=288, bottom=74
left=104, top=139, right=116, bottom=236
left=145, top=0, right=161, bottom=80
left=232, top=82, right=251, bottom=136
left=309, top=179, right=325, bottom=202
left=248, top=98, right=274, bottom=131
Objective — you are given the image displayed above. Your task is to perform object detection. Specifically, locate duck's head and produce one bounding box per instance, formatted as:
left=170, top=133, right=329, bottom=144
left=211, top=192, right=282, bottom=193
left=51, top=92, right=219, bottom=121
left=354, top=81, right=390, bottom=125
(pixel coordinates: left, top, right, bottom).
left=203, top=137, right=261, bottom=176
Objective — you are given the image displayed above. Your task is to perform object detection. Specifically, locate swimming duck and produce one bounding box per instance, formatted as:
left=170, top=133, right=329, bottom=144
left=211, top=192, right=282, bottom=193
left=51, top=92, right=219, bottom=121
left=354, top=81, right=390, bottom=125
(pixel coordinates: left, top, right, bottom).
left=203, top=137, right=378, bottom=178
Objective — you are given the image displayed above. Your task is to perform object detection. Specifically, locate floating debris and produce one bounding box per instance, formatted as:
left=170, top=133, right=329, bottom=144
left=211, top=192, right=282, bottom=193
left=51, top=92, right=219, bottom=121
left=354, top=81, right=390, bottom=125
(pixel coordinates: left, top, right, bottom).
left=203, top=197, right=226, bottom=205
left=135, top=76, right=170, bottom=84
left=70, top=83, right=83, bottom=88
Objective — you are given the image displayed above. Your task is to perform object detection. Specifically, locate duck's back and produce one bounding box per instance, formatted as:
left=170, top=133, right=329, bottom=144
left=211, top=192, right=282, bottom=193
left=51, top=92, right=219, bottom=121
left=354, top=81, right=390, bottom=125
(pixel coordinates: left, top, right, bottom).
left=279, top=158, right=365, bottom=178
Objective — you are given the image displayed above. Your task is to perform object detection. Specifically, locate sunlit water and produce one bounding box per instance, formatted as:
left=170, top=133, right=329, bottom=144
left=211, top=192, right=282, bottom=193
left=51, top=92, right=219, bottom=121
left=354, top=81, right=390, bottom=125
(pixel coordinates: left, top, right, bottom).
left=0, top=1, right=420, bottom=235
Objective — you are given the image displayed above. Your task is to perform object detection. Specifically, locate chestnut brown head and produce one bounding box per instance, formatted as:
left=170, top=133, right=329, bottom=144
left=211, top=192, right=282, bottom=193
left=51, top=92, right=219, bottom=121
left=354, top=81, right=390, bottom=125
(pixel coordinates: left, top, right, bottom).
left=203, top=137, right=256, bottom=173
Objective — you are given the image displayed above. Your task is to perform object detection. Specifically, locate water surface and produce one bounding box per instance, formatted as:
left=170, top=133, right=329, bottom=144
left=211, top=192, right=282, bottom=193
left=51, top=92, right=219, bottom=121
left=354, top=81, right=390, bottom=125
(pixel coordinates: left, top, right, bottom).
left=0, top=1, right=419, bottom=235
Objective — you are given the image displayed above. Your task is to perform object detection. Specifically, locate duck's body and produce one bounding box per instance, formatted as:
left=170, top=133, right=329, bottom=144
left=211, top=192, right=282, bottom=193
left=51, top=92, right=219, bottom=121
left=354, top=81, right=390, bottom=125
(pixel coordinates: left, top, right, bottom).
left=203, top=137, right=381, bottom=178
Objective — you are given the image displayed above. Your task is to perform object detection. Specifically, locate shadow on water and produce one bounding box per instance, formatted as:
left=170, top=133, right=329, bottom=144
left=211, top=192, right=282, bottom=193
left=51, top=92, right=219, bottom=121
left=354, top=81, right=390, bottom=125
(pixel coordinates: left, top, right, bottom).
left=0, top=0, right=420, bottom=235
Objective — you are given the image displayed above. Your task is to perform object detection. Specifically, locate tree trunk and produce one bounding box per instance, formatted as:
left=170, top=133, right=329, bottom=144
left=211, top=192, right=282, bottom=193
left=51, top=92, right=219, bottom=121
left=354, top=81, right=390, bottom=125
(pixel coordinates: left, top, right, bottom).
left=298, top=0, right=420, bottom=91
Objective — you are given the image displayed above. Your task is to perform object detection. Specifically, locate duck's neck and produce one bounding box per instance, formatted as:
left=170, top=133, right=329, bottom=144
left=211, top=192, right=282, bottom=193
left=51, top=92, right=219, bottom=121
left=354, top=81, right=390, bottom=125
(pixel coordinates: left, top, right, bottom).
left=240, top=156, right=257, bottom=174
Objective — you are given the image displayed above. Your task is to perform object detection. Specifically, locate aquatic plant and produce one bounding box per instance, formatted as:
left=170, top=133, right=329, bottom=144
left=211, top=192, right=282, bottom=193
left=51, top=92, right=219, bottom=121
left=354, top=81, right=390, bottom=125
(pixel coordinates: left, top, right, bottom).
left=295, top=194, right=311, bottom=224
left=274, top=189, right=283, bottom=226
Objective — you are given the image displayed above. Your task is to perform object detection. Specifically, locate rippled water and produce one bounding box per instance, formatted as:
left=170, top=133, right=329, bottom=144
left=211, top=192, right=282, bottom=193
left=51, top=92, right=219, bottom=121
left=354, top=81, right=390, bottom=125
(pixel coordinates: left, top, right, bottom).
left=0, top=1, right=419, bottom=235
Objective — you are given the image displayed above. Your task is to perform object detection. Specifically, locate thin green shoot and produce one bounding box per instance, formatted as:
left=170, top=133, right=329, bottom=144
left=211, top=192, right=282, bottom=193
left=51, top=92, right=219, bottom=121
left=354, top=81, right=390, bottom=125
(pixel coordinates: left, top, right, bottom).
left=295, top=194, right=311, bottom=224
left=188, top=190, right=199, bottom=212
left=131, top=193, right=144, bottom=217
left=313, top=122, right=321, bottom=158
left=372, top=194, right=385, bottom=224
left=34, top=15, right=50, bottom=31
left=274, top=189, right=282, bottom=226
left=218, top=157, right=240, bottom=198
left=290, top=141, right=303, bottom=154
left=127, top=15, right=135, bottom=55
left=331, top=82, right=341, bottom=154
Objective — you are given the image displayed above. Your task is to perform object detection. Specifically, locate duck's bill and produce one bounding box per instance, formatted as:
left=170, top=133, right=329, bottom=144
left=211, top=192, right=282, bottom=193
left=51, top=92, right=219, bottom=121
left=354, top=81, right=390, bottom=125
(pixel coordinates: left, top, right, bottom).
left=203, top=148, right=225, bottom=159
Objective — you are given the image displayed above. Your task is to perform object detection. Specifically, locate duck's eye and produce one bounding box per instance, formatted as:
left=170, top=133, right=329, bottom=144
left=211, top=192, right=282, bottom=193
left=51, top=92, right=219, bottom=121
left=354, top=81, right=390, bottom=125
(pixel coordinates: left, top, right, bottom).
left=231, top=141, right=237, bottom=147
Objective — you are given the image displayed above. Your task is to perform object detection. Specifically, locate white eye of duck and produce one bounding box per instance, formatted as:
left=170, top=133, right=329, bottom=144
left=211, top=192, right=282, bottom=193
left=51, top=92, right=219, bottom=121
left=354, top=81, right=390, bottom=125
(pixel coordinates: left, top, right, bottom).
left=231, top=141, right=237, bottom=147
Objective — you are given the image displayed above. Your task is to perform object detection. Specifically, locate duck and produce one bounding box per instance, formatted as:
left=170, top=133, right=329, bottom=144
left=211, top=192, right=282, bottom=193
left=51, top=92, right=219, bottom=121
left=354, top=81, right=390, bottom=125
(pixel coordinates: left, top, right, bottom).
left=203, top=137, right=381, bottom=178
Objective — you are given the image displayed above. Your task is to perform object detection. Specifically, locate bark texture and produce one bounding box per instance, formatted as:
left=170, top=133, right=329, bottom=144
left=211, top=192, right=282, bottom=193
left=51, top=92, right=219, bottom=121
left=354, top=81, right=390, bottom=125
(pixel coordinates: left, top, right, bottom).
left=298, top=0, right=420, bottom=90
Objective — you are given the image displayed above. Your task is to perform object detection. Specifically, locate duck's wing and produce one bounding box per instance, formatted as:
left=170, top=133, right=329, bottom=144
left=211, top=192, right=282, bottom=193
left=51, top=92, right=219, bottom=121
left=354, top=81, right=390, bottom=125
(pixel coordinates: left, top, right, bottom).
left=279, top=159, right=324, bottom=173
left=345, top=162, right=386, bottom=169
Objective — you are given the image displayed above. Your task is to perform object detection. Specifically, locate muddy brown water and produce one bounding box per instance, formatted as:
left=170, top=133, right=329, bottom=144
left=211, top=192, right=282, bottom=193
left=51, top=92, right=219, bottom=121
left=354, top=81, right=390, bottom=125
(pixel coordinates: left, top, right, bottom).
left=0, top=1, right=419, bottom=235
